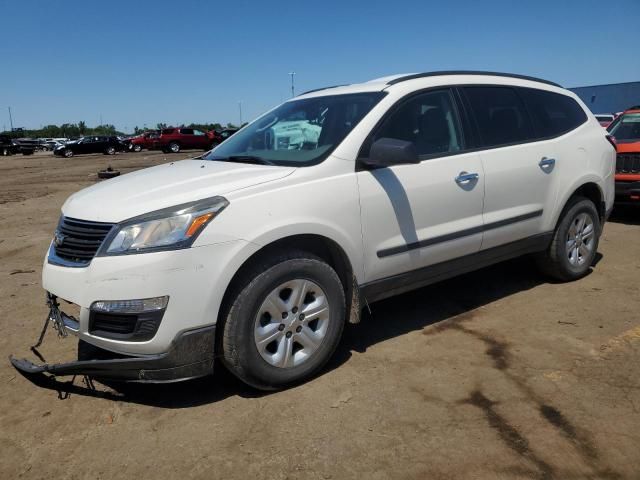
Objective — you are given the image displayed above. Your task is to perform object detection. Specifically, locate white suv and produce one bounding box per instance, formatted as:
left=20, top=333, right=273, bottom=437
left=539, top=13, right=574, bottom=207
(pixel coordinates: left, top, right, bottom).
left=12, top=71, right=615, bottom=390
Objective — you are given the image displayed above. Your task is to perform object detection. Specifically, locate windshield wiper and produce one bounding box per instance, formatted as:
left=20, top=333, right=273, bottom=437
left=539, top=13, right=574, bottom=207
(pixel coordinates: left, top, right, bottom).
left=212, top=155, right=275, bottom=166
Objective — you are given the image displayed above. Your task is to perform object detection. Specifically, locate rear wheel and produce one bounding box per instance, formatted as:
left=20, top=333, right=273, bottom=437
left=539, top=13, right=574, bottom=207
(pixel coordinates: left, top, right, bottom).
left=220, top=252, right=346, bottom=390
left=536, top=196, right=600, bottom=281
left=169, top=142, right=180, bottom=153
left=133, top=144, right=142, bottom=152
left=63, top=149, right=73, bottom=158
left=105, top=146, right=116, bottom=155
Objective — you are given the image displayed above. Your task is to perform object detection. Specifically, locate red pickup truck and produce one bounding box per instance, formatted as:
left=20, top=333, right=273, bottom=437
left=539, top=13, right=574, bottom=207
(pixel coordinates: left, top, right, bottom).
left=154, top=127, right=217, bottom=153
left=129, top=131, right=159, bottom=152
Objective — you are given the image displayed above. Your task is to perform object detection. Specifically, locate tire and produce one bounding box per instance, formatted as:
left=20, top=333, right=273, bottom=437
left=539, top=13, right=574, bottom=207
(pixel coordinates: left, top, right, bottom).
left=220, top=251, right=346, bottom=390
left=105, top=146, right=116, bottom=155
left=168, top=142, right=180, bottom=153
left=2, top=148, right=9, bottom=156
left=536, top=196, right=601, bottom=281
left=98, top=169, right=120, bottom=179
left=63, top=149, right=73, bottom=158
left=133, top=144, right=142, bottom=152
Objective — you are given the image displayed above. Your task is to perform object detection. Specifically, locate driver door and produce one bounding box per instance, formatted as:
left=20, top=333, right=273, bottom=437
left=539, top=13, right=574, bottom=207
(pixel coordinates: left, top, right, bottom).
left=357, top=88, right=485, bottom=284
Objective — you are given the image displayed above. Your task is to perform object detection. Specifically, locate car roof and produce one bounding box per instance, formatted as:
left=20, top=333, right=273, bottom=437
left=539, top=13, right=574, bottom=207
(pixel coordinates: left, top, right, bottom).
left=296, top=71, right=564, bottom=100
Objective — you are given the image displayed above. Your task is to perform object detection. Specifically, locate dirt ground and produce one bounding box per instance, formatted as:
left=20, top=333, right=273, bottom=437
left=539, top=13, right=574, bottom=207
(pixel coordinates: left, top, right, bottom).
left=0, top=149, right=639, bottom=480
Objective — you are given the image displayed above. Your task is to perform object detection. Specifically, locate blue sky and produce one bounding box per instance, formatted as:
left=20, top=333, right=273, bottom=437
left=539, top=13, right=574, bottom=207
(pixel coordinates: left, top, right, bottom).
left=1, top=0, right=639, bottom=132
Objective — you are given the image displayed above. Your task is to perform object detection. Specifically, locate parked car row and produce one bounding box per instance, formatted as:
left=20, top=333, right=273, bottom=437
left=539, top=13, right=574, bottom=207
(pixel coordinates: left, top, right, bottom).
left=127, top=127, right=238, bottom=153
left=1, top=127, right=240, bottom=159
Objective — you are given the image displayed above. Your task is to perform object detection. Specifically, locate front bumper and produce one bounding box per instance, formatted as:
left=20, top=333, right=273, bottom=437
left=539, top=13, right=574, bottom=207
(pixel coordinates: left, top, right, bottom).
left=615, top=177, right=640, bottom=203
left=11, top=325, right=216, bottom=382
left=42, top=240, right=249, bottom=355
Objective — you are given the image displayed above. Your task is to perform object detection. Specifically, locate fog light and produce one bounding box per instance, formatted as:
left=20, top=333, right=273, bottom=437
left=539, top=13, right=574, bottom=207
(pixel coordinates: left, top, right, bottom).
left=90, top=296, right=169, bottom=313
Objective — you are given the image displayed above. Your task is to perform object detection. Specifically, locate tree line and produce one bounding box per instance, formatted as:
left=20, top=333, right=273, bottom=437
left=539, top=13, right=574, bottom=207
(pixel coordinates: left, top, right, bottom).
left=1, top=121, right=243, bottom=139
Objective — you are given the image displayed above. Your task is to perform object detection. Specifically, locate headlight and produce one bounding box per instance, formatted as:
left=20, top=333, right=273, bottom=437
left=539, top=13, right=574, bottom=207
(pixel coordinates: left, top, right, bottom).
left=100, top=196, right=228, bottom=255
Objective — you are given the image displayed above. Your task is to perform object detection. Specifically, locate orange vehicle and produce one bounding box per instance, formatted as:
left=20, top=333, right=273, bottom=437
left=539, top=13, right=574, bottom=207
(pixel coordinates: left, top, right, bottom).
left=607, top=108, right=640, bottom=204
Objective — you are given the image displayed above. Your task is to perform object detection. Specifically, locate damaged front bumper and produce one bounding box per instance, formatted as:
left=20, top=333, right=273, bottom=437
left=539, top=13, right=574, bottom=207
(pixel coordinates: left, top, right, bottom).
left=10, top=295, right=216, bottom=383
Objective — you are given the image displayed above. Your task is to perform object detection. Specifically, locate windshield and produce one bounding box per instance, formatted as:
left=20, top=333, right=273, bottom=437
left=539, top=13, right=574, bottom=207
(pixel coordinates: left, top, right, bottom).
left=608, top=113, right=640, bottom=141
left=202, top=92, right=385, bottom=166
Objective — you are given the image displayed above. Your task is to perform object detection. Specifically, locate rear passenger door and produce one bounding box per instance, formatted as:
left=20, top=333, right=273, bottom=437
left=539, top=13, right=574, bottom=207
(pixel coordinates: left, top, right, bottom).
left=461, top=86, right=555, bottom=250
left=357, top=89, right=485, bottom=283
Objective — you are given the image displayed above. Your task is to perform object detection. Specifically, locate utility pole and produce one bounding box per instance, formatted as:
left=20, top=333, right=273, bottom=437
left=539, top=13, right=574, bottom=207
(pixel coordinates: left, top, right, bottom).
left=238, top=101, right=243, bottom=127
left=8, top=107, right=14, bottom=131
left=288, top=72, right=296, bottom=97
left=99, top=114, right=103, bottom=126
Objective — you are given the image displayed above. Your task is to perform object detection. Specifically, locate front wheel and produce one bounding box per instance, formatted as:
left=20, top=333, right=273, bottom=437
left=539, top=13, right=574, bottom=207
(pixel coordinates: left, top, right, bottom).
left=63, top=149, right=73, bottom=158
left=105, top=146, right=116, bottom=155
left=221, top=252, right=346, bottom=390
left=536, top=196, right=601, bottom=281
left=168, top=142, right=180, bottom=153
left=133, top=144, right=142, bottom=152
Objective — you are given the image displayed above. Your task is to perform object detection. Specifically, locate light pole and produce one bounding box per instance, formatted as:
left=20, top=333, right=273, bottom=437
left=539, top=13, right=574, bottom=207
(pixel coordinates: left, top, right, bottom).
left=288, top=72, right=296, bottom=97
left=8, top=107, right=14, bottom=131
left=238, top=101, right=243, bottom=127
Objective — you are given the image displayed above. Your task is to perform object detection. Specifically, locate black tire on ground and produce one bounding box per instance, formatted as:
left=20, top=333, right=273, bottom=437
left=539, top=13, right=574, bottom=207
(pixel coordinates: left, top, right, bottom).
left=536, top=195, right=601, bottom=281
left=2, top=148, right=10, bottom=156
left=64, top=149, right=73, bottom=158
left=220, top=251, right=346, bottom=390
left=104, top=146, right=116, bottom=155
left=97, top=169, right=121, bottom=179
left=168, top=142, right=180, bottom=153
left=133, top=144, right=142, bottom=152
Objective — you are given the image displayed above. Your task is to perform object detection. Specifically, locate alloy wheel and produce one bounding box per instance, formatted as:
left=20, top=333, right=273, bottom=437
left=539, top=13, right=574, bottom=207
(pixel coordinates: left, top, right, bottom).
left=566, top=212, right=595, bottom=266
left=253, top=279, right=330, bottom=369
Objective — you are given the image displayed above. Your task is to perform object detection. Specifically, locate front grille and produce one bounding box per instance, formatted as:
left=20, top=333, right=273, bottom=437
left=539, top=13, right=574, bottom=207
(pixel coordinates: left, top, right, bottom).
left=616, top=153, right=640, bottom=174
left=53, top=216, right=114, bottom=265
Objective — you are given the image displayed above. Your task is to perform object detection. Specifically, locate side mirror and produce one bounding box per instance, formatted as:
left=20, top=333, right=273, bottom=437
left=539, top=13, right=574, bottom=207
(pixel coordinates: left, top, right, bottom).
left=362, top=137, right=419, bottom=168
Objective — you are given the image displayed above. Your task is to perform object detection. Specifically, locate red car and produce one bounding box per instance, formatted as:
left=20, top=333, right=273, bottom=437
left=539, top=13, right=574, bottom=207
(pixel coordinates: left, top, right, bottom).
left=607, top=108, right=640, bottom=204
left=129, top=131, right=159, bottom=152
left=154, top=127, right=217, bottom=153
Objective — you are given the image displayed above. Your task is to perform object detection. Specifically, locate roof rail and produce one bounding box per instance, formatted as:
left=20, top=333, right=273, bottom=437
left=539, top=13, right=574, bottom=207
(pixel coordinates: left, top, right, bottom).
left=386, top=71, right=562, bottom=88
left=298, top=84, right=348, bottom=96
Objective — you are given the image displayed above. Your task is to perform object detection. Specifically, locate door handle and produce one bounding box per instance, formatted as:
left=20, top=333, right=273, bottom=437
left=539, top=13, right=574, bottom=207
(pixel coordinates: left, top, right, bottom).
left=539, top=157, right=556, bottom=169
left=455, top=171, right=479, bottom=184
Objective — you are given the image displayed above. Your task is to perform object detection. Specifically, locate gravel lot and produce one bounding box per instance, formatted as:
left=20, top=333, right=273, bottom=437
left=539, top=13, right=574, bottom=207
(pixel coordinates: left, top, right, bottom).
left=1, top=150, right=639, bottom=479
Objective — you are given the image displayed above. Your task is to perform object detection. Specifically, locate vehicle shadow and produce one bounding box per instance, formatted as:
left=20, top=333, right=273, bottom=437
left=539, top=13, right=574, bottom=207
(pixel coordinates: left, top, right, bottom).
left=607, top=205, right=640, bottom=226
left=19, top=254, right=600, bottom=408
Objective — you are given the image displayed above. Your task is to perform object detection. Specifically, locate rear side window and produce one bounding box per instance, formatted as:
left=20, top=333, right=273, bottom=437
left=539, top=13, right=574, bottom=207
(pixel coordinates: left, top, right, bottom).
left=179, top=128, right=194, bottom=135
left=518, top=88, right=587, bottom=138
left=463, top=86, right=534, bottom=148
left=161, top=129, right=175, bottom=135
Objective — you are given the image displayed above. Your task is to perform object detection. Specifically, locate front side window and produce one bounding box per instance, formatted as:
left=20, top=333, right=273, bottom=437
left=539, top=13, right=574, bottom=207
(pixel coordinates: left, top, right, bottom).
left=202, top=92, right=385, bottom=166
left=463, top=86, right=534, bottom=148
left=180, top=128, right=194, bottom=135
left=608, top=113, right=640, bottom=142
left=368, top=89, right=463, bottom=157
left=519, top=88, right=587, bottom=138
left=193, top=129, right=206, bottom=136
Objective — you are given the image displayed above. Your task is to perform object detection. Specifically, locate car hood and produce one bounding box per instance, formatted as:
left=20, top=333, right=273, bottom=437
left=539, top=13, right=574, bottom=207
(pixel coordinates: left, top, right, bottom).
left=62, top=159, right=296, bottom=222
